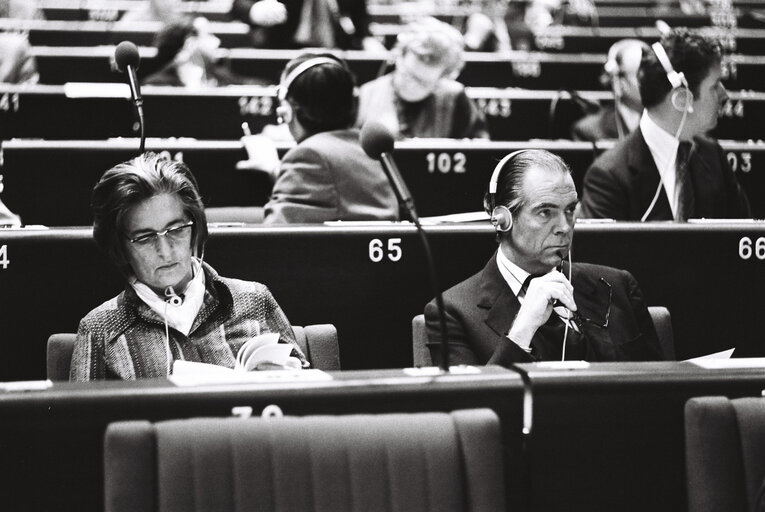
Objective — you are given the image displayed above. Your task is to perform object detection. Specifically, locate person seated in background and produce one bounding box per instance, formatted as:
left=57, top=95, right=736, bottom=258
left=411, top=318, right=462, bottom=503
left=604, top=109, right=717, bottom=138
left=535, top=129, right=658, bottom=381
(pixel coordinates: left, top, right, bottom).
left=0, top=0, right=42, bottom=19
left=424, top=149, right=662, bottom=366
left=579, top=28, right=750, bottom=221
left=572, top=39, right=648, bottom=141
left=70, top=153, right=307, bottom=381
left=244, top=53, right=399, bottom=224
left=143, top=17, right=264, bottom=87
left=116, top=0, right=180, bottom=24
left=230, top=0, right=385, bottom=51
left=0, top=0, right=41, bottom=85
left=0, top=32, right=38, bottom=84
left=356, top=17, right=489, bottom=139
left=463, top=1, right=534, bottom=52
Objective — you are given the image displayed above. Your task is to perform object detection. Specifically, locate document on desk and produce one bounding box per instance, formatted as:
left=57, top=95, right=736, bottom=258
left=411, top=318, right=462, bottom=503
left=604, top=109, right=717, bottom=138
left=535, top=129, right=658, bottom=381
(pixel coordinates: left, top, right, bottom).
left=169, top=361, right=332, bottom=386
left=686, top=348, right=761, bottom=369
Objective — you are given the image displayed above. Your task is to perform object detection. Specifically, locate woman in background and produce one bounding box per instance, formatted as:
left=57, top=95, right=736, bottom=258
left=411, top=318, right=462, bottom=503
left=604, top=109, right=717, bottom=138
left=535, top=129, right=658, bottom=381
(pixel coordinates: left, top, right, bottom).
left=356, top=17, right=488, bottom=139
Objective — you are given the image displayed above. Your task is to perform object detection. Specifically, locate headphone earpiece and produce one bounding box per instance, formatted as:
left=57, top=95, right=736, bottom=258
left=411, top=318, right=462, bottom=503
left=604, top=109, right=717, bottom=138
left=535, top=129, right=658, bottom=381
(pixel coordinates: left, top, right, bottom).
left=490, top=205, right=513, bottom=232
left=488, top=149, right=528, bottom=233
left=276, top=55, right=347, bottom=126
left=276, top=101, right=293, bottom=125
left=651, top=42, right=694, bottom=114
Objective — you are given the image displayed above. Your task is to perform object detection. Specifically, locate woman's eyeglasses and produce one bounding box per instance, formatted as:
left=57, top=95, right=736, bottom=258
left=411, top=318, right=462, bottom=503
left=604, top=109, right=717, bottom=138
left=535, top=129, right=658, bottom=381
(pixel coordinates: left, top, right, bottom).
left=126, top=221, right=194, bottom=248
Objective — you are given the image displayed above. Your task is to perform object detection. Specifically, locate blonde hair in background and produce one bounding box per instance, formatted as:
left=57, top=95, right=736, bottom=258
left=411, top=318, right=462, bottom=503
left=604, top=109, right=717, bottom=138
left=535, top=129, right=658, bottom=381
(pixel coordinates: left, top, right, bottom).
left=394, top=17, right=465, bottom=79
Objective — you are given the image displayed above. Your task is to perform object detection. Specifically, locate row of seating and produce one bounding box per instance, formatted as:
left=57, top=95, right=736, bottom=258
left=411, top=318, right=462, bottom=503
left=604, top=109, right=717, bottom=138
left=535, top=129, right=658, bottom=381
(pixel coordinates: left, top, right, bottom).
left=3, top=139, right=762, bottom=223
left=99, top=395, right=765, bottom=512
left=0, top=85, right=759, bottom=140
left=32, top=0, right=763, bottom=28
left=0, top=224, right=761, bottom=381
left=4, top=19, right=759, bottom=54
left=0, top=361, right=761, bottom=512
left=19, top=45, right=765, bottom=89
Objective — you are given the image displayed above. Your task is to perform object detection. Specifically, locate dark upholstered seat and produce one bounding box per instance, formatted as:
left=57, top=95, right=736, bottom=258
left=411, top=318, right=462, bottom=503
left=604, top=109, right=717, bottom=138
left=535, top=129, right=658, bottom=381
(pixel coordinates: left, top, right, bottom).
left=104, top=409, right=506, bottom=512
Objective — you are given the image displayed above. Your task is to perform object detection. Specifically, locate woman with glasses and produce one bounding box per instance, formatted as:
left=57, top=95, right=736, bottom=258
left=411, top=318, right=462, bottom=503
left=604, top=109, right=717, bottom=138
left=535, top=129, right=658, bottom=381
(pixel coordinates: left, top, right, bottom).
left=70, top=152, right=306, bottom=381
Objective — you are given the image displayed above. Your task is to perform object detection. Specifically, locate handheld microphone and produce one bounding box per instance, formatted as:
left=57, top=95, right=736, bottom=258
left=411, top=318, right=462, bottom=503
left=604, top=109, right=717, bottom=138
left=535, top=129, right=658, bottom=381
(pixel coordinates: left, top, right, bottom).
left=360, top=121, right=450, bottom=372
left=360, top=121, right=418, bottom=222
left=114, top=41, right=145, bottom=154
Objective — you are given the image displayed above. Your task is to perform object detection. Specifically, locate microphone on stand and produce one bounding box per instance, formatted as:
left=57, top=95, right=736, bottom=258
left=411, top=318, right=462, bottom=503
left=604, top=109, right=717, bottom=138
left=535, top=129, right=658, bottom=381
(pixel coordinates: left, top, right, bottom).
left=114, top=41, right=145, bottom=154
left=360, top=121, right=451, bottom=372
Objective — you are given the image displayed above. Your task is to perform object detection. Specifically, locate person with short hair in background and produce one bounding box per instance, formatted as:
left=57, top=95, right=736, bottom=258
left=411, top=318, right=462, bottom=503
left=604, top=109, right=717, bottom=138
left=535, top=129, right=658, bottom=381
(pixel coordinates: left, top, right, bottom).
left=424, top=149, right=662, bottom=366
left=71, top=153, right=306, bottom=381
left=580, top=28, right=750, bottom=221
left=356, top=17, right=489, bottom=140
left=572, top=39, right=649, bottom=141
left=143, top=17, right=264, bottom=87
left=230, top=0, right=384, bottom=51
left=250, top=53, right=399, bottom=224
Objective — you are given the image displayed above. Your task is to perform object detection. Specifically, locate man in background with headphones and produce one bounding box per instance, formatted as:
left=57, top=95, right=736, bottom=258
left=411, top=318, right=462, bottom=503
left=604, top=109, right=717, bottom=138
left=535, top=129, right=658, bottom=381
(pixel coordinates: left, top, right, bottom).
left=572, top=39, right=647, bottom=141
left=424, top=149, right=662, bottom=366
left=579, top=28, right=750, bottom=221
left=261, top=53, right=399, bottom=224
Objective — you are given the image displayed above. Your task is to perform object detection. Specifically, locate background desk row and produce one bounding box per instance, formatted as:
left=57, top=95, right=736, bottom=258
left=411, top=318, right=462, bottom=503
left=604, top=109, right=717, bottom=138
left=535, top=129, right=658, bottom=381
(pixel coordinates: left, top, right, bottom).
left=6, top=19, right=763, bottom=56
left=2, top=139, right=762, bottom=224
left=22, top=46, right=765, bottom=91
left=0, top=224, right=763, bottom=381
left=33, top=0, right=764, bottom=28
left=2, top=363, right=765, bottom=512
left=0, top=85, right=760, bottom=141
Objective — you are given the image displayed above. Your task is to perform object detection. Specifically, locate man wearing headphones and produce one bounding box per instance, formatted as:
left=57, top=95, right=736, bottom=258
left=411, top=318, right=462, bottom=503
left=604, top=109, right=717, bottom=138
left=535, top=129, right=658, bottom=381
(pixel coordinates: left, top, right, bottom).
left=424, top=149, right=662, bottom=366
left=262, top=53, right=399, bottom=224
left=579, top=28, right=750, bottom=221
left=572, top=39, right=647, bottom=141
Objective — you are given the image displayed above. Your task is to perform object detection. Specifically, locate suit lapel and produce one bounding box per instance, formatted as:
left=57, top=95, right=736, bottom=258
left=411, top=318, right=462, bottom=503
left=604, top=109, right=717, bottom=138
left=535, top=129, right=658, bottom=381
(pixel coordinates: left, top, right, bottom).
left=631, top=130, right=673, bottom=220
left=477, top=253, right=519, bottom=338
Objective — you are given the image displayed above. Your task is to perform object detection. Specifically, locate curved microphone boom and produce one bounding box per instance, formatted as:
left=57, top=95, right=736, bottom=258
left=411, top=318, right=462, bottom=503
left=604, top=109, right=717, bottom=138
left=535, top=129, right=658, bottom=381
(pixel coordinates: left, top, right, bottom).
left=360, top=122, right=451, bottom=372
left=114, top=41, right=145, bottom=154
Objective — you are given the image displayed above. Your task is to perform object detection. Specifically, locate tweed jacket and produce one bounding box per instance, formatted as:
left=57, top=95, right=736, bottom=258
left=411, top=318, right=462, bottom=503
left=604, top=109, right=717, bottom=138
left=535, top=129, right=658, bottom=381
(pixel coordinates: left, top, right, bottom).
left=424, top=253, right=663, bottom=367
left=263, top=129, right=400, bottom=224
left=580, top=129, right=750, bottom=220
left=71, top=262, right=305, bottom=381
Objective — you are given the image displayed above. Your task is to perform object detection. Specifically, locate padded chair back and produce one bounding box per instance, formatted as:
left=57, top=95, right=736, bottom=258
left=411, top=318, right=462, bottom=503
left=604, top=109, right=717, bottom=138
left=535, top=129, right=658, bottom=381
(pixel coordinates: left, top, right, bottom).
left=47, top=333, right=76, bottom=381
left=47, top=324, right=340, bottom=380
left=105, top=409, right=506, bottom=512
left=647, top=306, right=675, bottom=360
left=685, top=396, right=765, bottom=512
left=412, top=306, right=675, bottom=366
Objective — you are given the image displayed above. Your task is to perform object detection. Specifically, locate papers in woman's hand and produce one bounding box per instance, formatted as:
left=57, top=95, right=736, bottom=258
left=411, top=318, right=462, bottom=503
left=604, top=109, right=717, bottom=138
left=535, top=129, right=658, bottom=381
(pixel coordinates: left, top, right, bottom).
left=170, top=332, right=308, bottom=385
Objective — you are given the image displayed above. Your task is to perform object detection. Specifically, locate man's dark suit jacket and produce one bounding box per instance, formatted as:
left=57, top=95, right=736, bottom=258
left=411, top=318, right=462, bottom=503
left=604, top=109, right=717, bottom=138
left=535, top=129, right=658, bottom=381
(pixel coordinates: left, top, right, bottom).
left=424, top=254, right=663, bottom=367
left=580, top=128, right=750, bottom=220
left=571, top=105, right=620, bottom=141
left=230, top=0, right=371, bottom=49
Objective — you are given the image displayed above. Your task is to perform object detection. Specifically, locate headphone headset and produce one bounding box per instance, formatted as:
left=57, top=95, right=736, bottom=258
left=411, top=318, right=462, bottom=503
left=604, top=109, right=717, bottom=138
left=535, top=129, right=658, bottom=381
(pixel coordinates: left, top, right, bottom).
left=651, top=42, right=694, bottom=114
left=488, top=149, right=529, bottom=233
left=276, top=56, right=346, bottom=124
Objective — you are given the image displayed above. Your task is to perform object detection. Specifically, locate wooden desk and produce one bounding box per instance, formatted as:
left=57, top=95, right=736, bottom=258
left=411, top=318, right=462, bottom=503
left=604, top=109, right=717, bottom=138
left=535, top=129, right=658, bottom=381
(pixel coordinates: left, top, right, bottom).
left=2, top=138, right=762, bottom=223
left=0, top=224, right=763, bottom=381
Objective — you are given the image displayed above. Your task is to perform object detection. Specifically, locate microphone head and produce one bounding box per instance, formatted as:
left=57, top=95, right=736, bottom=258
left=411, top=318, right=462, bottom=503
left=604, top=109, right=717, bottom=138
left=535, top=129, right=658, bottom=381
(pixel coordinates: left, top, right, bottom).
left=114, top=41, right=140, bottom=72
left=360, top=121, right=395, bottom=159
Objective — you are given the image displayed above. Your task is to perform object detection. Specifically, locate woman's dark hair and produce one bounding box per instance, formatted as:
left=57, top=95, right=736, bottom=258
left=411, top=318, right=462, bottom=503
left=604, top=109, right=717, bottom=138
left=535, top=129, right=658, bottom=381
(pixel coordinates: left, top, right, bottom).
left=91, top=152, right=208, bottom=276
left=639, top=28, right=722, bottom=109
left=282, top=52, right=357, bottom=135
